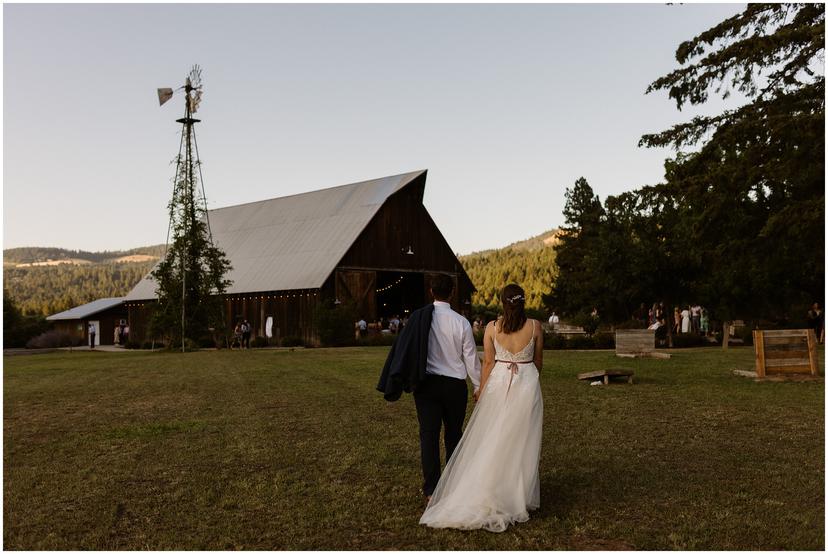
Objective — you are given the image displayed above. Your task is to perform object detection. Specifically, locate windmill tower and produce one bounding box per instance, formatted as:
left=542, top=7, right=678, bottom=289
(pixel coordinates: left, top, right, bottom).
left=155, top=65, right=223, bottom=352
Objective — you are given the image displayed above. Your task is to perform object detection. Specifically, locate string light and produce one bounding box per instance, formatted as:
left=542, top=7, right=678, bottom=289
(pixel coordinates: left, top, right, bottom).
left=376, top=276, right=404, bottom=293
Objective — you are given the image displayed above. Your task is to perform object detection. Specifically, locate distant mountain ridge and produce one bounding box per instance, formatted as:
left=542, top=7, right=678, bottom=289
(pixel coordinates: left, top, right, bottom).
left=3, top=245, right=166, bottom=316
left=4, top=245, right=166, bottom=266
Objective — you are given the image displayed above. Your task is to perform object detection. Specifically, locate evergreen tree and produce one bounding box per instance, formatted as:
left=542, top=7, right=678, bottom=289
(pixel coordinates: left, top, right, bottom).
left=640, top=3, right=825, bottom=338
left=543, top=178, right=605, bottom=319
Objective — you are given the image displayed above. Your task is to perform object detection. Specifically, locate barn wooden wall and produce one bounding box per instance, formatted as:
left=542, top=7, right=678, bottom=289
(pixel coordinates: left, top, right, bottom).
left=225, top=291, right=319, bottom=345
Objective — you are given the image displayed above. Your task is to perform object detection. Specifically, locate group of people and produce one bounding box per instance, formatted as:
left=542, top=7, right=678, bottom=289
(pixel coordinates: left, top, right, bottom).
left=113, top=321, right=130, bottom=345
left=355, top=315, right=408, bottom=339
left=231, top=319, right=252, bottom=349
left=378, top=275, right=543, bottom=533
left=634, top=302, right=709, bottom=335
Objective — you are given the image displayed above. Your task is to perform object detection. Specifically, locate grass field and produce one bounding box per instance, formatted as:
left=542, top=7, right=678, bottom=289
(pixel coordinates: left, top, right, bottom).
left=4, top=346, right=824, bottom=550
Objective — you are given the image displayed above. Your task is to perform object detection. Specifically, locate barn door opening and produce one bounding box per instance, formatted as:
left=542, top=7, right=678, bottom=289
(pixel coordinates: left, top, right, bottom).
left=375, top=271, right=426, bottom=319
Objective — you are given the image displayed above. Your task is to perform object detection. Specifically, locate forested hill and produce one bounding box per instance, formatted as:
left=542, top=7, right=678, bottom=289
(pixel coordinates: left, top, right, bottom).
left=4, top=245, right=167, bottom=266
left=460, top=229, right=559, bottom=310
left=4, top=245, right=165, bottom=316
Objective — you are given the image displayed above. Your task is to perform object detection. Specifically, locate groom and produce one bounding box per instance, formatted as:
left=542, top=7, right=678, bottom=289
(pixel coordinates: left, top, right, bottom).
left=377, top=274, right=481, bottom=500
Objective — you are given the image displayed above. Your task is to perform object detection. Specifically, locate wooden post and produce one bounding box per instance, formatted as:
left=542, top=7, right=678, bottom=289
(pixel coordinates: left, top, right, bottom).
left=753, top=330, right=766, bottom=379
left=722, top=320, right=729, bottom=351
left=807, top=329, right=818, bottom=376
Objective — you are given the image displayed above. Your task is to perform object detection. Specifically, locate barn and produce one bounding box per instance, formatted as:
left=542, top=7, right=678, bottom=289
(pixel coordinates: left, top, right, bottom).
left=124, top=170, right=475, bottom=345
left=46, top=297, right=128, bottom=346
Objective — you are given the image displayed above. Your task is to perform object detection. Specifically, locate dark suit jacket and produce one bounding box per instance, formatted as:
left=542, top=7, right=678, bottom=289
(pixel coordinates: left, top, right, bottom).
left=376, top=304, right=435, bottom=402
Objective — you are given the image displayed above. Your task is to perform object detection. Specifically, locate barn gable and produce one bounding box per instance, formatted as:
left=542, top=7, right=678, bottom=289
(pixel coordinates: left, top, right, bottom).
left=125, top=170, right=427, bottom=300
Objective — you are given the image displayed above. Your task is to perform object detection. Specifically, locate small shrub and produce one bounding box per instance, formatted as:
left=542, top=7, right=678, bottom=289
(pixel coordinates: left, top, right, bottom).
left=567, top=334, right=595, bottom=350
left=251, top=336, right=269, bottom=348
left=281, top=336, right=304, bottom=347
left=198, top=336, right=217, bottom=349
left=543, top=332, right=566, bottom=350
left=572, top=313, right=600, bottom=336
left=314, top=299, right=358, bottom=346
left=25, top=330, right=82, bottom=349
left=592, top=332, right=615, bottom=349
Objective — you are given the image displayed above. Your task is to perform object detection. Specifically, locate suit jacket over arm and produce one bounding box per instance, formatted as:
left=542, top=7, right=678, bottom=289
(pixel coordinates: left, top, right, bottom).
left=376, top=304, right=435, bottom=401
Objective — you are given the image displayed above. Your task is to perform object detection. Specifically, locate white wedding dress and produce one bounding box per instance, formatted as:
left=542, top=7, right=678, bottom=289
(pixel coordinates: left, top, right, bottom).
left=419, top=325, right=543, bottom=532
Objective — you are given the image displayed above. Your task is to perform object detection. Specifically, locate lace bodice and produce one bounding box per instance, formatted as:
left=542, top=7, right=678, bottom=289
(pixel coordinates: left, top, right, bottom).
left=493, top=322, right=536, bottom=363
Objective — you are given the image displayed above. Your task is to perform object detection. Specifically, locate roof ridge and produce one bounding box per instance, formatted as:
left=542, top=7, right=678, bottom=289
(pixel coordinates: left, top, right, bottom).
left=209, top=169, right=426, bottom=213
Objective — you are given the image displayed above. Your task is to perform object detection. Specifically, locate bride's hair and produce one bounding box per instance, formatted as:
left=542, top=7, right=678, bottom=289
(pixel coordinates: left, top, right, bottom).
left=498, top=283, right=527, bottom=334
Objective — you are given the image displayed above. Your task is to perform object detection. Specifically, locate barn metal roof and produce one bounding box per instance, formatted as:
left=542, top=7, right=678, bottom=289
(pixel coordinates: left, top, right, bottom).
left=46, top=297, right=125, bottom=321
left=125, top=170, right=427, bottom=300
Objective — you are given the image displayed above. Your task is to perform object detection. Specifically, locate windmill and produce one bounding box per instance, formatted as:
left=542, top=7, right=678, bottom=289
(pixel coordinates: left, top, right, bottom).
left=155, top=65, right=220, bottom=352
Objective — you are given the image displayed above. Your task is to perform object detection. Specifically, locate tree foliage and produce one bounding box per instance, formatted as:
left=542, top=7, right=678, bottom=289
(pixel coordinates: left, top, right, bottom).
left=150, top=215, right=232, bottom=347
left=641, top=2, right=824, bottom=321
left=4, top=262, right=155, bottom=316
left=149, top=135, right=232, bottom=347
left=547, top=4, right=824, bottom=326
left=460, top=230, right=558, bottom=310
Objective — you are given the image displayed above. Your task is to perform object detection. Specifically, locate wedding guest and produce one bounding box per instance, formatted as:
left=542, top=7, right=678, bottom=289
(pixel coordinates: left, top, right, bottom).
left=114, top=325, right=121, bottom=346
left=807, top=303, right=824, bottom=344
left=691, top=304, right=702, bottom=333
left=88, top=322, right=96, bottom=349
left=241, top=319, right=251, bottom=349
left=232, top=323, right=242, bottom=350
left=700, top=308, right=709, bottom=336
left=681, top=306, right=691, bottom=334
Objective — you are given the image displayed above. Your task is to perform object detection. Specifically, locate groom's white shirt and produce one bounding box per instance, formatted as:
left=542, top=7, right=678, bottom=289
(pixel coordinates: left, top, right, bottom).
left=426, top=300, right=481, bottom=392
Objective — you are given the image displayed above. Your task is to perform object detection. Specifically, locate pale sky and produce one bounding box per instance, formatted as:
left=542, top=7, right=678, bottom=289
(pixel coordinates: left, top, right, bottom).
left=4, top=3, right=748, bottom=255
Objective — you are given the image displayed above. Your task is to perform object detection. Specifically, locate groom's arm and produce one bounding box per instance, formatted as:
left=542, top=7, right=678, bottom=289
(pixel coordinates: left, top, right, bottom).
left=461, top=321, right=481, bottom=392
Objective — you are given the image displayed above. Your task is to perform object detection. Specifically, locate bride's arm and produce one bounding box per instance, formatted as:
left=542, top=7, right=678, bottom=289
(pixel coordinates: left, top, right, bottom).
left=477, top=321, right=497, bottom=399
left=533, top=319, right=543, bottom=372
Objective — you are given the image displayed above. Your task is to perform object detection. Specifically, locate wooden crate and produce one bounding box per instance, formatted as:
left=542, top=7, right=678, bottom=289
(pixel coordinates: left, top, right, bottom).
left=753, top=329, right=819, bottom=379
left=615, top=329, right=669, bottom=358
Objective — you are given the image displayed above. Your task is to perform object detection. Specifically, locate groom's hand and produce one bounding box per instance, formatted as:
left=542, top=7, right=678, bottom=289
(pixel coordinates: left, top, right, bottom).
left=473, top=389, right=480, bottom=402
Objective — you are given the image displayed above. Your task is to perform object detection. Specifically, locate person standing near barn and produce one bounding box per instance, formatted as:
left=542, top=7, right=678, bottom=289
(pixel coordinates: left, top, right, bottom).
left=241, top=319, right=251, bottom=349
left=114, top=325, right=121, bottom=346
left=87, top=322, right=96, bottom=349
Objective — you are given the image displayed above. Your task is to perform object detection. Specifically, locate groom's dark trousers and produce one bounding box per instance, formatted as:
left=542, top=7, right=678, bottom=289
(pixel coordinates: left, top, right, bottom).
left=414, top=373, right=468, bottom=496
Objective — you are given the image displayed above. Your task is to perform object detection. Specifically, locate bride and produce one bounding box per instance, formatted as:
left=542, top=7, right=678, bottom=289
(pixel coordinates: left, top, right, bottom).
left=419, top=283, right=544, bottom=532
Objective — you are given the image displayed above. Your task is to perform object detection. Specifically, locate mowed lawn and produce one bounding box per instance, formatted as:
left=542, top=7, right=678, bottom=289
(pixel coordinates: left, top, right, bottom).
left=4, top=346, right=824, bottom=550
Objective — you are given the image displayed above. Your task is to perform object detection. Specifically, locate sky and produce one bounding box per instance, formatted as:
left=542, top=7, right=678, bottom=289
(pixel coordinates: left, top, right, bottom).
left=3, top=3, right=749, bottom=255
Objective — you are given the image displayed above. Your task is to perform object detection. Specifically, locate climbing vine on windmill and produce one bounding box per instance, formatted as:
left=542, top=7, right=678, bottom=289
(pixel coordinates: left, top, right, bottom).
left=150, top=65, right=232, bottom=351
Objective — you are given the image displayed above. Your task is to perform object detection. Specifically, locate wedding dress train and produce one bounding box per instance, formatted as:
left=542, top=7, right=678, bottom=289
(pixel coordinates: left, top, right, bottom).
left=419, top=327, right=543, bottom=532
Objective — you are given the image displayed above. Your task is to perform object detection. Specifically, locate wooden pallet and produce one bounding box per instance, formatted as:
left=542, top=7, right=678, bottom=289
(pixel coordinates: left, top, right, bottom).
left=753, top=329, right=819, bottom=379
left=578, top=369, right=634, bottom=385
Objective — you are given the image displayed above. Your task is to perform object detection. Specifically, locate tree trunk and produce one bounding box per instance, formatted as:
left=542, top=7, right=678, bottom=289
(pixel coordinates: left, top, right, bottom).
left=722, top=320, right=729, bottom=351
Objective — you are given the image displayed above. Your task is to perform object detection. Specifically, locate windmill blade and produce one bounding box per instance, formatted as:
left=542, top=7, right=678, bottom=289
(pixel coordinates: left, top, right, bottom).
left=157, top=88, right=174, bottom=106
left=188, top=89, right=203, bottom=113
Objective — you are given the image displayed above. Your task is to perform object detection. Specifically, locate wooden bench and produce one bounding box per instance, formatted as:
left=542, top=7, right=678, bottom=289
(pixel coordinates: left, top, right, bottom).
left=615, top=329, right=670, bottom=359
left=753, top=329, right=819, bottom=379
left=578, top=369, right=634, bottom=385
